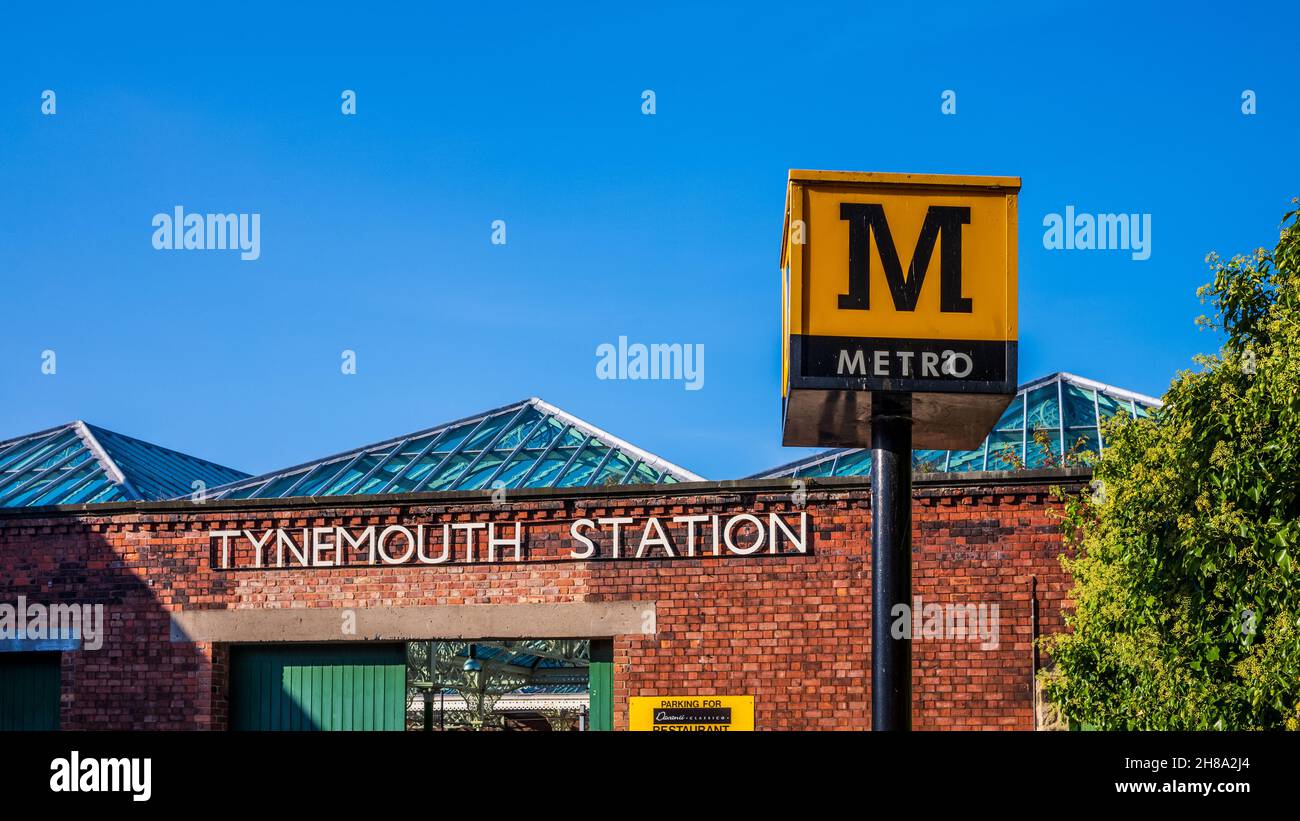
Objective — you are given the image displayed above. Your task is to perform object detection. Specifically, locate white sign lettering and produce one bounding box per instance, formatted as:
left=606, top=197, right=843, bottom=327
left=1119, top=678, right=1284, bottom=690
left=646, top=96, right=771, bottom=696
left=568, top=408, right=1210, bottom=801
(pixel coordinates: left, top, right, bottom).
left=209, top=512, right=808, bottom=569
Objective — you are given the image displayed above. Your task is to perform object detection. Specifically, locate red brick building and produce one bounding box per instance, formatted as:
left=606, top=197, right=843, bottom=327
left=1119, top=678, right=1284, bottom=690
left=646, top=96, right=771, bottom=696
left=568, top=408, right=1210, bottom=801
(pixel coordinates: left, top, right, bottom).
left=0, top=383, right=1151, bottom=731
left=0, top=466, right=1084, bottom=731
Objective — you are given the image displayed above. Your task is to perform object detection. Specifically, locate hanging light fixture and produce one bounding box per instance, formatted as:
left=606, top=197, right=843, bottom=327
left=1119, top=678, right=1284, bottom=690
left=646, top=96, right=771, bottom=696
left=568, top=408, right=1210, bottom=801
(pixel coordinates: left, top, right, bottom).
left=462, top=644, right=483, bottom=692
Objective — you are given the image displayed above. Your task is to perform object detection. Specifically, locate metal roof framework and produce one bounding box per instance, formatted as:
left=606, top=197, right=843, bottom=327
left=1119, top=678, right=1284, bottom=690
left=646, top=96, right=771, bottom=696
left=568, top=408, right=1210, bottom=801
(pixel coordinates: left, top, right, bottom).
left=407, top=639, right=590, bottom=730
left=751, top=372, right=1162, bottom=479
left=203, top=397, right=703, bottom=501
left=0, top=421, right=248, bottom=508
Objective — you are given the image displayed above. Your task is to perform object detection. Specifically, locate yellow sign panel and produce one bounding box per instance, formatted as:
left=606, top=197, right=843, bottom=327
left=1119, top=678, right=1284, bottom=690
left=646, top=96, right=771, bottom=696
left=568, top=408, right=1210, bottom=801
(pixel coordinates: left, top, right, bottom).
left=781, top=170, right=1020, bottom=450
left=628, top=696, right=755, bottom=731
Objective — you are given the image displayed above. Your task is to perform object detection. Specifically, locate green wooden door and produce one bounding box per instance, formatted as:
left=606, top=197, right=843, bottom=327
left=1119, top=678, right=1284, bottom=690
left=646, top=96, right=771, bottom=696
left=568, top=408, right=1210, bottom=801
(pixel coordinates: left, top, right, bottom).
left=230, top=644, right=406, bottom=731
left=588, top=639, right=613, bottom=731
left=0, top=652, right=61, bottom=730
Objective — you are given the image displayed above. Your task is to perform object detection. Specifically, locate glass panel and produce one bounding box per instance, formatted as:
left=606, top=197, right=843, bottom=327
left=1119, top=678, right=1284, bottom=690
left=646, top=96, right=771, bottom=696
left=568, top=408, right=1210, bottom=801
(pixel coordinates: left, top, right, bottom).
left=627, top=462, right=661, bottom=485
left=1025, top=384, right=1060, bottom=432
left=0, top=438, right=46, bottom=472
left=555, top=444, right=609, bottom=487
left=5, top=434, right=78, bottom=474
left=946, top=448, right=986, bottom=473
left=913, top=450, right=947, bottom=472
left=397, top=453, right=451, bottom=486
left=491, top=408, right=544, bottom=450
left=1064, top=427, right=1100, bottom=464
left=427, top=418, right=485, bottom=454
left=454, top=453, right=508, bottom=490
left=256, top=473, right=309, bottom=498
left=1062, top=383, right=1098, bottom=428
left=525, top=418, right=566, bottom=449
left=1, top=447, right=83, bottom=498
left=320, top=457, right=380, bottom=494
left=493, top=451, right=539, bottom=487
left=295, top=466, right=346, bottom=496
left=794, top=460, right=835, bottom=478
left=558, top=427, right=589, bottom=449
left=834, top=450, right=872, bottom=476
left=392, top=434, right=442, bottom=460
left=226, top=483, right=264, bottom=499
left=80, top=480, right=125, bottom=506
left=1025, top=431, right=1062, bottom=469
left=420, top=455, right=472, bottom=491
left=1133, top=402, right=1153, bottom=419
left=986, top=431, right=1023, bottom=470
left=994, top=395, right=1025, bottom=431
left=66, top=477, right=117, bottom=504
left=12, top=459, right=90, bottom=505
left=368, top=458, right=420, bottom=492
left=590, top=451, right=633, bottom=487
left=1097, top=391, right=1131, bottom=420
left=0, top=443, right=38, bottom=473
left=523, top=452, right=572, bottom=487
left=29, top=462, right=99, bottom=505
left=462, top=412, right=517, bottom=452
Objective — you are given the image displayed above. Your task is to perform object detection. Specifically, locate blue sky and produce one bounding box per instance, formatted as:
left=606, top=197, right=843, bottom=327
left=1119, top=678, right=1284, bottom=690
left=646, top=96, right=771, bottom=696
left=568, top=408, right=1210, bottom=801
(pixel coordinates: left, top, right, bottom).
left=1, top=1, right=1296, bottom=480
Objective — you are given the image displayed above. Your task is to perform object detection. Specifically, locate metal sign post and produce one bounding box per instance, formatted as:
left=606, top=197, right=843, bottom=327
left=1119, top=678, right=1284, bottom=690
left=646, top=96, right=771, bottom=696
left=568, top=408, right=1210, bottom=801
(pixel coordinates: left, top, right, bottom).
left=779, top=170, right=1020, bottom=731
left=870, top=392, right=912, bottom=730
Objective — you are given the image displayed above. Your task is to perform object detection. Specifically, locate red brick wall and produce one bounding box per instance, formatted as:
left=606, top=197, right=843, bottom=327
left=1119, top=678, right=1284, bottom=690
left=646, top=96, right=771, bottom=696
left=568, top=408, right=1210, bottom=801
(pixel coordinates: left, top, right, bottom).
left=0, top=477, right=1079, bottom=730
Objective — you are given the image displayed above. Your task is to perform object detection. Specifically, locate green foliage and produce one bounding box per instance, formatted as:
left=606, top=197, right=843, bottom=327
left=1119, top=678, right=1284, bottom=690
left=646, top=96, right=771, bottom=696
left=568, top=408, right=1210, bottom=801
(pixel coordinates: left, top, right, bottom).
left=1041, top=202, right=1300, bottom=730
left=1002, top=429, right=1095, bottom=471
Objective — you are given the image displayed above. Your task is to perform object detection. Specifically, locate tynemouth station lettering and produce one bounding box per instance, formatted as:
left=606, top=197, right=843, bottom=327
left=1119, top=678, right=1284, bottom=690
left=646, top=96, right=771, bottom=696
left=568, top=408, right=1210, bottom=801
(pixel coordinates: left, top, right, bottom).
left=209, top=511, right=809, bottom=569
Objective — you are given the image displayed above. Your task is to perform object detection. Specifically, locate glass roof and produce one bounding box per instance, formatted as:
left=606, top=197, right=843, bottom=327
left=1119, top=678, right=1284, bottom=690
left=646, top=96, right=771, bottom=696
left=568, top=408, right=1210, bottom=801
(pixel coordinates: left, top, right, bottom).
left=0, top=421, right=249, bottom=508
left=2, top=376, right=1154, bottom=508
left=752, top=373, right=1162, bottom=479
left=204, top=397, right=703, bottom=500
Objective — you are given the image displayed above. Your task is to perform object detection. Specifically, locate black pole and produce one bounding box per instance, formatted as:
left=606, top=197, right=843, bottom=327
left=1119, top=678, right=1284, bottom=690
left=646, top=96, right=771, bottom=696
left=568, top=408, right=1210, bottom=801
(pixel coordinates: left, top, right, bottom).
left=871, top=391, right=912, bottom=730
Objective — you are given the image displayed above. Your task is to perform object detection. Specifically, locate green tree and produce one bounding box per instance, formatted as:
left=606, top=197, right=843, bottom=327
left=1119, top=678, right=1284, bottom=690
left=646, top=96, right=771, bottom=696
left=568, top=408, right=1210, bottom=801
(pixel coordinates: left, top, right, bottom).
left=1041, top=203, right=1300, bottom=730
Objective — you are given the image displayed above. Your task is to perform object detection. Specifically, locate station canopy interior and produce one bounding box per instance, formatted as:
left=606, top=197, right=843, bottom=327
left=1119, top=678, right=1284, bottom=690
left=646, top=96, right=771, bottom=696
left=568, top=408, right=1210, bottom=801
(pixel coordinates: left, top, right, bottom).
left=406, top=640, right=590, bottom=731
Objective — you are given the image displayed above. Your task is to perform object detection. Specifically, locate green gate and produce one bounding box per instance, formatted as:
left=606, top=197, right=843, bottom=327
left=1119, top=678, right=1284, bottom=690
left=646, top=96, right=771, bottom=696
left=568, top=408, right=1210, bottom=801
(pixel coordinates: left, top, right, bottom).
left=230, top=644, right=406, bottom=731
left=0, top=652, right=61, bottom=730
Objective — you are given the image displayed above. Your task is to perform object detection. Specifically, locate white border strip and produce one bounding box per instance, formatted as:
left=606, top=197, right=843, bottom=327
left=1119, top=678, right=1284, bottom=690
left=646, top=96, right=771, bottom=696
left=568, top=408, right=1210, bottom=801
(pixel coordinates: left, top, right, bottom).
left=74, top=420, right=136, bottom=495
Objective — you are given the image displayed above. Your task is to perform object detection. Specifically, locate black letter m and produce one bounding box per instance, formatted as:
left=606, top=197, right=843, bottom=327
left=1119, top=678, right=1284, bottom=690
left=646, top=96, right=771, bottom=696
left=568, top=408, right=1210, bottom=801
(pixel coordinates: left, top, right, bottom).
left=837, top=204, right=972, bottom=312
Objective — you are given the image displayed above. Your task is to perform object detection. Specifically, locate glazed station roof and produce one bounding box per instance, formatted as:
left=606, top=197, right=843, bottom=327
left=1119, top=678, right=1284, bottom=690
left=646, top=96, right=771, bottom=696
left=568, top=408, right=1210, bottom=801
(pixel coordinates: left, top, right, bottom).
left=201, top=397, right=702, bottom=501
left=751, top=372, right=1161, bottom=479
left=1, top=373, right=1162, bottom=508
left=0, top=421, right=247, bottom=508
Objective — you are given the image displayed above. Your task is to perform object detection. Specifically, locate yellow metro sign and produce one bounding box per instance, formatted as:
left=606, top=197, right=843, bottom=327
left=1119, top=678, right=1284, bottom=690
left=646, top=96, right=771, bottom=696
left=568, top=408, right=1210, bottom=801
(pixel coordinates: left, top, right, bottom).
left=781, top=170, right=1020, bottom=450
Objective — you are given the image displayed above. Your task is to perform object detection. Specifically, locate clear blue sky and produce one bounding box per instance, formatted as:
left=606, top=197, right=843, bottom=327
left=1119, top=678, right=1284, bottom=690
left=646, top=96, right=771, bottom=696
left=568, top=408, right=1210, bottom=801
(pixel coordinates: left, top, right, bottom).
left=1, top=1, right=1296, bottom=480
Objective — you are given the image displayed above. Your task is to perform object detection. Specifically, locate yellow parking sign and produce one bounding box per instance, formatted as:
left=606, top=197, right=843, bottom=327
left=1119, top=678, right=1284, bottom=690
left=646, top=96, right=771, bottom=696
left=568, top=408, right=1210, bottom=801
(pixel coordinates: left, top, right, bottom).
left=628, top=696, right=755, bottom=731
